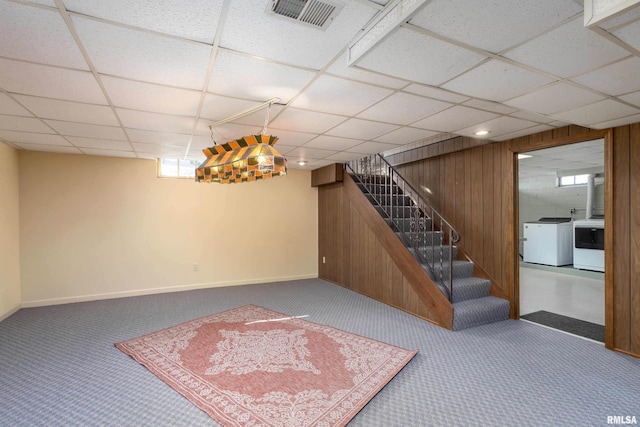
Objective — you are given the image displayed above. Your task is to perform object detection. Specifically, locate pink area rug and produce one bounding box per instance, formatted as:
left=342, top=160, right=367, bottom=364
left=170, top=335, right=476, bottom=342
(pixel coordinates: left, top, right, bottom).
left=116, top=305, right=417, bottom=426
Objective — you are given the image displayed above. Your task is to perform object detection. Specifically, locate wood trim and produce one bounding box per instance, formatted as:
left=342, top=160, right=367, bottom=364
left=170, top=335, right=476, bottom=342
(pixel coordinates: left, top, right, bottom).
left=343, top=174, right=453, bottom=329
left=604, top=129, right=615, bottom=349
left=311, top=163, right=343, bottom=187
left=630, top=123, right=640, bottom=355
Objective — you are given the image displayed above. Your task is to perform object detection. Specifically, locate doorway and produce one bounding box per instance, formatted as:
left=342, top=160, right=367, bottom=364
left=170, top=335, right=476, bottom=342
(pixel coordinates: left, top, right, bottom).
left=517, top=139, right=605, bottom=342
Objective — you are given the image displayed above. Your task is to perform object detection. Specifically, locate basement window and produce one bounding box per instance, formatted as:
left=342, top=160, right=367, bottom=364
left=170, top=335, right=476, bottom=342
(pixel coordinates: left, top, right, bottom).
left=557, top=174, right=589, bottom=187
left=157, top=158, right=198, bottom=179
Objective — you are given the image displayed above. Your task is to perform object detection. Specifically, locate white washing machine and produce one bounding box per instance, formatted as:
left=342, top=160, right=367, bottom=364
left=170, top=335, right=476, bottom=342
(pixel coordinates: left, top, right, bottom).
left=523, top=217, right=573, bottom=266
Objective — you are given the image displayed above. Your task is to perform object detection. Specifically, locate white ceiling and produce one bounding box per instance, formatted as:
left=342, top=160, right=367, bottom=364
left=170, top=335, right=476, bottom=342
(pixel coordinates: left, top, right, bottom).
left=518, top=138, right=604, bottom=177
left=0, top=0, right=639, bottom=170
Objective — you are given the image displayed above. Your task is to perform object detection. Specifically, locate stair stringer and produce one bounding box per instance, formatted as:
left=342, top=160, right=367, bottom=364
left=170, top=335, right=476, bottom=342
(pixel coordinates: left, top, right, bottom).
left=344, top=173, right=454, bottom=329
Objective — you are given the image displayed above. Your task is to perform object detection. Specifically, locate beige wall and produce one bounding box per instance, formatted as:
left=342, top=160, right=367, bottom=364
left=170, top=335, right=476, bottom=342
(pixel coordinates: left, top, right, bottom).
left=19, top=152, right=318, bottom=305
left=0, top=142, right=21, bottom=319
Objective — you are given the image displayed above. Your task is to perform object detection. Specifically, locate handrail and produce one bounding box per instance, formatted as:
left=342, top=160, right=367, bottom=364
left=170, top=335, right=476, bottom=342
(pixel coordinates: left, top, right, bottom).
left=345, top=154, right=460, bottom=302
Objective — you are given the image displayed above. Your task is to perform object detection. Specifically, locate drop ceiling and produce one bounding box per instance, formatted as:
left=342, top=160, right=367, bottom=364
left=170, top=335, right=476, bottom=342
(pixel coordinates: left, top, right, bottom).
left=0, top=0, right=639, bottom=170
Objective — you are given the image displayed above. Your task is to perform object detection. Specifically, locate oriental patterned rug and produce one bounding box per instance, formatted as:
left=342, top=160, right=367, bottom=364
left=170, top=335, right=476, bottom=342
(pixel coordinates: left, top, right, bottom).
left=115, top=305, right=417, bottom=427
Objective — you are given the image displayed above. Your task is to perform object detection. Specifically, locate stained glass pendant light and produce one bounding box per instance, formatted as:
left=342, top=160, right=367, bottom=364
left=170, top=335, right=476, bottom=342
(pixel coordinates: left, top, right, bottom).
left=195, top=98, right=287, bottom=184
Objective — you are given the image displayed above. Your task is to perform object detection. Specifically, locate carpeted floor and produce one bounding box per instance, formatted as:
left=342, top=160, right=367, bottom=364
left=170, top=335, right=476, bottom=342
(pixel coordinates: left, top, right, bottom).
left=1, top=278, right=639, bottom=426
left=521, top=310, right=605, bottom=342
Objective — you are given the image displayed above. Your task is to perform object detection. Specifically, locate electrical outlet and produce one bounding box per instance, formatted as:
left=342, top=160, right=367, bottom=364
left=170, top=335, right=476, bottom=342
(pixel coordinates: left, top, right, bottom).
left=322, top=256, right=326, bottom=264
left=193, top=263, right=199, bottom=272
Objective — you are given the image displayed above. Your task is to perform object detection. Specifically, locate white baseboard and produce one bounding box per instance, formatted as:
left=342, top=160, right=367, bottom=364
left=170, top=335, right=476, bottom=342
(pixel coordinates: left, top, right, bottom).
left=20, top=274, right=318, bottom=308
left=0, top=304, right=21, bottom=323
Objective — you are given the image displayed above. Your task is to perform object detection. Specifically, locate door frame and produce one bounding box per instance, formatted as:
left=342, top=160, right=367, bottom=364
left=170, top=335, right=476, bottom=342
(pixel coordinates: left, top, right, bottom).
left=511, top=129, right=614, bottom=348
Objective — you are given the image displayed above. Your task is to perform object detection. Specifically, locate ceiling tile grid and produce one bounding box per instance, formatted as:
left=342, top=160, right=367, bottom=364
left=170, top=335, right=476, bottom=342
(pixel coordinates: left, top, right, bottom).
left=0, top=0, right=639, bottom=167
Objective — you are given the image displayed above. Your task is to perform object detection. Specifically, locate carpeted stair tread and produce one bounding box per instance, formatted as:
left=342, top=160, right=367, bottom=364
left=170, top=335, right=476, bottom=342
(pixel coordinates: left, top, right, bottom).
left=425, top=260, right=475, bottom=280
left=452, top=296, right=511, bottom=331
left=409, top=246, right=459, bottom=263
left=394, top=230, right=442, bottom=246
left=450, top=277, right=492, bottom=303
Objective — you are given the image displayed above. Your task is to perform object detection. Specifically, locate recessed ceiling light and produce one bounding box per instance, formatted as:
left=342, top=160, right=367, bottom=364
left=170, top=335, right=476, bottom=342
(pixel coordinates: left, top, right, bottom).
left=518, top=154, right=532, bottom=160
left=474, top=130, right=490, bottom=136
left=297, top=161, right=307, bottom=166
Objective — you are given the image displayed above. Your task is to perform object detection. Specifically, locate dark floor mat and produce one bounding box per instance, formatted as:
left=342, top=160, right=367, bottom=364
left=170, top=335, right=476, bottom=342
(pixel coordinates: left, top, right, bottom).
left=520, top=310, right=604, bottom=342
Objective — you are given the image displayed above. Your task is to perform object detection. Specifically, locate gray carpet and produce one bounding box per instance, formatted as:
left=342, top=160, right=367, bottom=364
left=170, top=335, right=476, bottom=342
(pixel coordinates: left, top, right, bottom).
left=521, top=310, right=605, bottom=342
left=1, top=279, right=639, bottom=426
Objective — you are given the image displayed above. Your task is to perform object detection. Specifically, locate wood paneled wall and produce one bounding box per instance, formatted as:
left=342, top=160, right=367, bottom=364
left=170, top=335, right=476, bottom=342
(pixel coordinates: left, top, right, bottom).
left=389, top=123, right=639, bottom=357
left=318, top=176, right=452, bottom=328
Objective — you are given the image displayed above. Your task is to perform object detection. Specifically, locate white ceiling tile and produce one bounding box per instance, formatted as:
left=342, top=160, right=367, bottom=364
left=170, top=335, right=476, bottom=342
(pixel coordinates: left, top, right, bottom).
left=611, top=19, right=640, bottom=51
left=410, top=0, right=583, bottom=53
left=504, top=17, right=630, bottom=78
left=0, top=2, right=88, bottom=69
left=268, top=108, right=347, bottom=134
left=455, top=116, right=539, bottom=138
left=326, top=53, right=408, bottom=89
left=325, top=118, right=400, bottom=140
left=71, top=16, right=212, bottom=90
left=463, top=99, right=518, bottom=114
left=572, top=57, right=640, bottom=96
left=291, top=75, right=393, bottom=116
left=492, top=124, right=554, bottom=141
left=0, top=94, right=32, bottom=116
left=201, top=94, right=283, bottom=124
left=22, top=1, right=57, bottom=6
left=186, top=147, right=207, bottom=161
left=324, top=152, right=368, bottom=162
left=592, top=113, right=640, bottom=129
left=357, top=92, right=452, bottom=125
left=15, top=143, right=82, bottom=154
left=269, top=144, right=297, bottom=155
left=411, top=106, right=499, bottom=132
left=263, top=129, right=317, bottom=147
left=65, top=136, right=133, bottom=151
left=347, top=141, right=400, bottom=154
left=504, top=83, right=606, bottom=115
left=81, top=148, right=137, bottom=158
left=195, top=120, right=262, bottom=141
left=44, top=120, right=128, bottom=140
left=13, top=95, right=119, bottom=126
left=304, top=160, right=337, bottom=169
left=374, top=127, right=439, bottom=145
left=552, top=99, right=640, bottom=126
left=442, top=60, right=554, bottom=102
left=0, top=58, right=106, bottom=104
left=116, top=109, right=195, bottom=134
left=0, top=131, right=70, bottom=146
left=63, top=0, right=224, bottom=44
left=133, top=142, right=186, bottom=156
left=402, top=84, right=470, bottom=103
left=208, top=51, right=315, bottom=104
left=126, top=129, right=191, bottom=146
left=302, top=135, right=364, bottom=151
left=102, top=76, right=201, bottom=116
left=357, top=27, right=488, bottom=86
left=189, top=135, right=216, bottom=150
left=509, top=110, right=555, bottom=124
left=0, top=115, right=53, bottom=133
left=620, top=90, right=640, bottom=107
left=285, top=147, right=334, bottom=161
left=220, top=0, right=377, bottom=69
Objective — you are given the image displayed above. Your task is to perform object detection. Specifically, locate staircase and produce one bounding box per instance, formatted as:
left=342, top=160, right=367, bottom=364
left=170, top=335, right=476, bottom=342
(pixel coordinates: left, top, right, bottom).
left=346, top=154, right=510, bottom=331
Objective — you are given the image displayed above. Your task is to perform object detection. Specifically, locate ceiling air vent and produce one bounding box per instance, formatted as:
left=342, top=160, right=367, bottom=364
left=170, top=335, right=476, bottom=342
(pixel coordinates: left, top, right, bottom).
left=267, top=0, right=343, bottom=30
